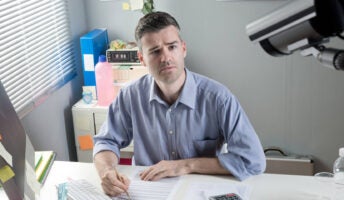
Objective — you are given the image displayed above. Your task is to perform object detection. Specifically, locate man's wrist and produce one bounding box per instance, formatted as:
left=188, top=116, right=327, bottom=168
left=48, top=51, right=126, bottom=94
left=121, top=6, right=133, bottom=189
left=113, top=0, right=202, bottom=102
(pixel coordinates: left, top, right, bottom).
left=180, top=159, right=195, bottom=174
left=100, top=165, right=117, bottom=177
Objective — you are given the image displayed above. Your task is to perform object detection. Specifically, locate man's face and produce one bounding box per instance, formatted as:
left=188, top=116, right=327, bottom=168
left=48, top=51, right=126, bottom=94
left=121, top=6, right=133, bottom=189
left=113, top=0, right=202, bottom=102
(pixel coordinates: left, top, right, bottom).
left=138, top=25, right=187, bottom=85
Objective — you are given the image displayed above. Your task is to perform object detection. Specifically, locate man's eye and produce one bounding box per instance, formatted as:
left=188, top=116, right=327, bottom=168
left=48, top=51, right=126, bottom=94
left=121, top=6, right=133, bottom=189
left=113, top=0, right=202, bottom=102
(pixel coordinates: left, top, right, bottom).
left=169, top=45, right=177, bottom=50
left=151, top=50, right=160, bottom=55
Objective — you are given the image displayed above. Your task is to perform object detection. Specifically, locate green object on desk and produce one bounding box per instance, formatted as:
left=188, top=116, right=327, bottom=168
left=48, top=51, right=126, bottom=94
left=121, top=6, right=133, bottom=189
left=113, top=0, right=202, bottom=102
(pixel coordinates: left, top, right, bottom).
left=35, top=151, right=56, bottom=184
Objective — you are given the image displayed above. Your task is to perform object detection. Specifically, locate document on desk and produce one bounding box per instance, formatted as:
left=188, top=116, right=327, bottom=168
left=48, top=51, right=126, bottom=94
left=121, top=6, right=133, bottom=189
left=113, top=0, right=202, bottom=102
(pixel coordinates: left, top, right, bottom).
left=65, top=175, right=179, bottom=200
left=114, top=170, right=180, bottom=200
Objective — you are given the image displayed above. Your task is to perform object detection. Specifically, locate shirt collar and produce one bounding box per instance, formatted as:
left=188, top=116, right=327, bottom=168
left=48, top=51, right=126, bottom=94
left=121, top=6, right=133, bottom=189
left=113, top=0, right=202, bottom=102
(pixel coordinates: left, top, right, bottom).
left=149, top=68, right=196, bottom=109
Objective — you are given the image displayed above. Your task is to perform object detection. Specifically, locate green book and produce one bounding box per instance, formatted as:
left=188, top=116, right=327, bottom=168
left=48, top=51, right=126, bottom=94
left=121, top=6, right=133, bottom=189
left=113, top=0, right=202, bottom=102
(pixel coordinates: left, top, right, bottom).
left=35, top=154, right=43, bottom=171
left=35, top=151, right=56, bottom=184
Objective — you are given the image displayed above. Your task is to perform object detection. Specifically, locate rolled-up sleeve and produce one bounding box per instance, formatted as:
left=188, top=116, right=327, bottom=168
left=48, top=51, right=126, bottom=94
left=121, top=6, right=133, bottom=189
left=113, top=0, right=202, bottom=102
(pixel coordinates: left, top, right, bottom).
left=217, top=95, right=266, bottom=181
left=93, top=90, right=133, bottom=160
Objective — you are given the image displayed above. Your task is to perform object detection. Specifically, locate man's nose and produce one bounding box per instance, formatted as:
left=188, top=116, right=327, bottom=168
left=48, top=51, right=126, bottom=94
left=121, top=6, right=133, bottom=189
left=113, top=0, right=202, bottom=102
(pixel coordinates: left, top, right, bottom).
left=160, top=47, right=172, bottom=62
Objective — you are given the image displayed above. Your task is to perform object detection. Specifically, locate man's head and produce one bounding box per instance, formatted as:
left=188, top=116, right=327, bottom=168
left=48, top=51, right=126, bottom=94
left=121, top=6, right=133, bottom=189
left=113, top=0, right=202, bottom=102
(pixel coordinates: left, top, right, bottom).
left=135, top=11, right=187, bottom=88
left=135, top=11, right=181, bottom=50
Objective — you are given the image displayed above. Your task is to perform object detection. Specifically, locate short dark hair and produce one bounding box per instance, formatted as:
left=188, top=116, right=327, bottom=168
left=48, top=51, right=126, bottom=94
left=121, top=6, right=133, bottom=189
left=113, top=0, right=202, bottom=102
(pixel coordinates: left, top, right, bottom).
left=135, top=11, right=180, bottom=47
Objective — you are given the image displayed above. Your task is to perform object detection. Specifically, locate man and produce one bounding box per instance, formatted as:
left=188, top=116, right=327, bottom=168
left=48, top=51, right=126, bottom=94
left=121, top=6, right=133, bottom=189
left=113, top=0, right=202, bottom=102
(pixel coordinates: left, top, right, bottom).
left=93, top=11, right=266, bottom=197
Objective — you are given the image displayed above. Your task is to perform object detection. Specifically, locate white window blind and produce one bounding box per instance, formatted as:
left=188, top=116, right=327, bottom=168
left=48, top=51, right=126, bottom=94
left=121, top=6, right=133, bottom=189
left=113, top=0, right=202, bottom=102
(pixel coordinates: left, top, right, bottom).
left=0, top=0, right=76, bottom=118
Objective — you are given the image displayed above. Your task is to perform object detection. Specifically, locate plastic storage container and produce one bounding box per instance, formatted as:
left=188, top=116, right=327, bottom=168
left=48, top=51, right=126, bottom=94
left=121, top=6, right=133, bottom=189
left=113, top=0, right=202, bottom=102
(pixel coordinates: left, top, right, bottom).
left=95, top=55, right=115, bottom=106
left=333, top=147, right=344, bottom=200
left=334, top=147, right=344, bottom=184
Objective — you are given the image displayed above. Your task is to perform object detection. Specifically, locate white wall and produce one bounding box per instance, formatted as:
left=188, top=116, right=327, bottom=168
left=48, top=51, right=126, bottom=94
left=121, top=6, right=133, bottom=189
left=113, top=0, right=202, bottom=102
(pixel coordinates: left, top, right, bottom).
left=84, top=0, right=344, bottom=173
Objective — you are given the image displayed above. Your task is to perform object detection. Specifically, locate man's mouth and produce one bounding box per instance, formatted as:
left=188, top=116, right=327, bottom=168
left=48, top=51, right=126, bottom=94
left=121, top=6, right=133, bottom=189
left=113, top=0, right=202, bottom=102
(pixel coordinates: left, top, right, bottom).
left=160, top=66, right=175, bottom=73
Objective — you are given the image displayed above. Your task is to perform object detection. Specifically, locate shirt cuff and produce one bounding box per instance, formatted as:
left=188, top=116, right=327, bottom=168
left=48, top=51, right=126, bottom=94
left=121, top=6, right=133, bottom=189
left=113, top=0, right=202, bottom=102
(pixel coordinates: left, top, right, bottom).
left=218, top=153, right=265, bottom=181
left=93, top=142, right=121, bottom=161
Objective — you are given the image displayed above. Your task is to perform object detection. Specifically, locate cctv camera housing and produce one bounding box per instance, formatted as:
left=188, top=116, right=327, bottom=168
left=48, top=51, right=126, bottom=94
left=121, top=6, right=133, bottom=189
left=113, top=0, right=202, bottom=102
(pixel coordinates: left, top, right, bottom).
left=246, top=0, right=344, bottom=57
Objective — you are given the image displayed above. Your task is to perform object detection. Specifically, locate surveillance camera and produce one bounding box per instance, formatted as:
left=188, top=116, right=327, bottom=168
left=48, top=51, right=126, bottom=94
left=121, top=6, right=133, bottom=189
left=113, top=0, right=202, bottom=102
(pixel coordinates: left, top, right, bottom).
left=246, top=0, right=344, bottom=70
left=246, top=0, right=344, bottom=57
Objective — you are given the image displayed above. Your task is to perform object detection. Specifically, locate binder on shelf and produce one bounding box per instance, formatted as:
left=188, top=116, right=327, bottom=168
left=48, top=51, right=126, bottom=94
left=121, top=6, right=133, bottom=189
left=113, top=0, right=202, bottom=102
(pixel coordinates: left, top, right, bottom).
left=80, top=28, right=109, bottom=87
left=35, top=151, right=56, bottom=184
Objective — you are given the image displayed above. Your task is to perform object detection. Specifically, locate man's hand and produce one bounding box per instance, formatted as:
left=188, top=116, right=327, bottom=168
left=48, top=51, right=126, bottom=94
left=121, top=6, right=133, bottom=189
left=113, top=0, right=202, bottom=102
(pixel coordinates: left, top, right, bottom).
left=100, top=169, right=130, bottom=197
left=94, top=151, right=131, bottom=197
left=100, top=168, right=130, bottom=197
left=139, top=158, right=231, bottom=181
left=139, top=160, right=191, bottom=181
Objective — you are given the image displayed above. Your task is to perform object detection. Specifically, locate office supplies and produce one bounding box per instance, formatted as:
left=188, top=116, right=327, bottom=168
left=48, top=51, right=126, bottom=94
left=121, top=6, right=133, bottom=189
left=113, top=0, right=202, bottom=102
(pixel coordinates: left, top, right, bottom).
left=34, top=161, right=336, bottom=199
left=173, top=181, right=251, bottom=200
left=80, top=29, right=109, bottom=87
left=0, top=81, right=40, bottom=199
left=208, top=193, right=243, bottom=200
left=65, top=177, right=177, bottom=200
left=121, top=179, right=176, bottom=199
left=35, top=151, right=56, bottom=184
left=57, top=182, right=68, bottom=200
left=65, top=179, right=111, bottom=200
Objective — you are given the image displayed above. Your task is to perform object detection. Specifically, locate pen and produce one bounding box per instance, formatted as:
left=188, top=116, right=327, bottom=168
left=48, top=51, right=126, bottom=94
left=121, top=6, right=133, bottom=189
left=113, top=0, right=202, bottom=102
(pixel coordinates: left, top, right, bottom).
left=113, top=167, right=131, bottom=200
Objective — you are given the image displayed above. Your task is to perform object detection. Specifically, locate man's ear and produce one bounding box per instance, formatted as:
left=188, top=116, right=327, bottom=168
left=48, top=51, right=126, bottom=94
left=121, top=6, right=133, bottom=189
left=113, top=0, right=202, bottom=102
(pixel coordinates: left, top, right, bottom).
left=137, top=51, right=146, bottom=66
left=182, top=41, right=187, bottom=58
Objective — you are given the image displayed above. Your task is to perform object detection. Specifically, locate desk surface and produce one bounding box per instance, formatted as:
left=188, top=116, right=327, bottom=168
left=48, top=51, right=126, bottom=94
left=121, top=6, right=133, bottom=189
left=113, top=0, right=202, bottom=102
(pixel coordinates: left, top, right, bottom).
left=35, top=161, right=340, bottom=200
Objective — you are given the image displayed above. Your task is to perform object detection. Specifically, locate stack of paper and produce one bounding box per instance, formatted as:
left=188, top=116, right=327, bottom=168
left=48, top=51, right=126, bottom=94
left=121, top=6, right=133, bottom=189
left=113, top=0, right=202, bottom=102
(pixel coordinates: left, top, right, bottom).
left=35, top=151, right=56, bottom=184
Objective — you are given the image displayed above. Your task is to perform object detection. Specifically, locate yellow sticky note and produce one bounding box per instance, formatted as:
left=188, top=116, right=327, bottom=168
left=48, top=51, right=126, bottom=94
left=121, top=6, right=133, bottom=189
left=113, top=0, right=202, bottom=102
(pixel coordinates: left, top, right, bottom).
left=0, top=165, right=15, bottom=183
left=78, top=135, right=94, bottom=150
left=122, top=2, right=130, bottom=10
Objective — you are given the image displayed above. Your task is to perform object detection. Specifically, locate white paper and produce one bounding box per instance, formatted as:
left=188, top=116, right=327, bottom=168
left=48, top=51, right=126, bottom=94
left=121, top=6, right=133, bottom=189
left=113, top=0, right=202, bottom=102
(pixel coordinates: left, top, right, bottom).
left=129, top=0, right=143, bottom=10
left=113, top=169, right=180, bottom=200
left=64, top=170, right=180, bottom=200
left=0, top=142, right=12, bottom=166
left=83, top=54, right=95, bottom=71
left=114, top=180, right=177, bottom=200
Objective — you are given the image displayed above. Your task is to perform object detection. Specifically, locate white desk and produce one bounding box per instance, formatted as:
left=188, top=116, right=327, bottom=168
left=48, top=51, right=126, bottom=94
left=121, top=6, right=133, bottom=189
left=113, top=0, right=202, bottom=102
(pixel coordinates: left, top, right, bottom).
left=35, top=161, right=343, bottom=200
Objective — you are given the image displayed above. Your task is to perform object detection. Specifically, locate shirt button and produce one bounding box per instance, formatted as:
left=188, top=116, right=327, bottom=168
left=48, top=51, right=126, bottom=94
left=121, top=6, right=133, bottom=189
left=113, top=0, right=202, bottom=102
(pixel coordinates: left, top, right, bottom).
left=168, top=109, right=172, bottom=112
left=169, top=130, right=173, bottom=134
left=172, top=151, right=175, bottom=155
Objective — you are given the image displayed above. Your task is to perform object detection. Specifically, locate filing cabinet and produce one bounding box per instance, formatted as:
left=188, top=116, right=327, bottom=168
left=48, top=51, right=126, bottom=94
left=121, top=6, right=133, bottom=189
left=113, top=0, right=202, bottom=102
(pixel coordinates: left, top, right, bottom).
left=72, top=65, right=147, bottom=164
left=72, top=100, right=134, bottom=164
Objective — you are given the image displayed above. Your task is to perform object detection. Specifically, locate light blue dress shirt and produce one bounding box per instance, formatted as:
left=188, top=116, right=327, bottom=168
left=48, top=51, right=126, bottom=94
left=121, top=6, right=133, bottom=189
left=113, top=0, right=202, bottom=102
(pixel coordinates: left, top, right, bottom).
left=93, top=68, right=266, bottom=181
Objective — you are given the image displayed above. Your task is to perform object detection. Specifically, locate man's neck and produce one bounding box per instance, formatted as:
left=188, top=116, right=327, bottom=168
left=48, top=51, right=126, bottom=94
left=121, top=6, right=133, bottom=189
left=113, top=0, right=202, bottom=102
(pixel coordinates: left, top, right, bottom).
left=156, top=71, right=186, bottom=105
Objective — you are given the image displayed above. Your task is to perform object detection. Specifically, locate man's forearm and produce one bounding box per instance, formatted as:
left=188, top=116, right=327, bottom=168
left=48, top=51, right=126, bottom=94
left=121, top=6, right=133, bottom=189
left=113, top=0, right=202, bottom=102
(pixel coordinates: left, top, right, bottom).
left=140, top=157, right=231, bottom=181
left=184, top=157, right=231, bottom=175
left=94, top=150, right=119, bottom=177
left=94, top=150, right=131, bottom=196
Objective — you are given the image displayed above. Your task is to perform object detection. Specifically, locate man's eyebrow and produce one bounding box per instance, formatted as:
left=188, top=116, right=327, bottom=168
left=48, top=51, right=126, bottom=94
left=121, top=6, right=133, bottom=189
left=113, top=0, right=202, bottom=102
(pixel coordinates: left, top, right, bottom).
left=148, top=41, right=179, bottom=52
left=166, top=41, right=178, bottom=46
left=148, top=45, right=160, bottom=52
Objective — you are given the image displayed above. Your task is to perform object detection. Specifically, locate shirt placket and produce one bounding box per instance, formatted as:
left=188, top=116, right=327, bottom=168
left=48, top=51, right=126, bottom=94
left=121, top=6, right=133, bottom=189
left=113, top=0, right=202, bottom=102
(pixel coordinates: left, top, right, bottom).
left=166, top=107, right=177, bottom=160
